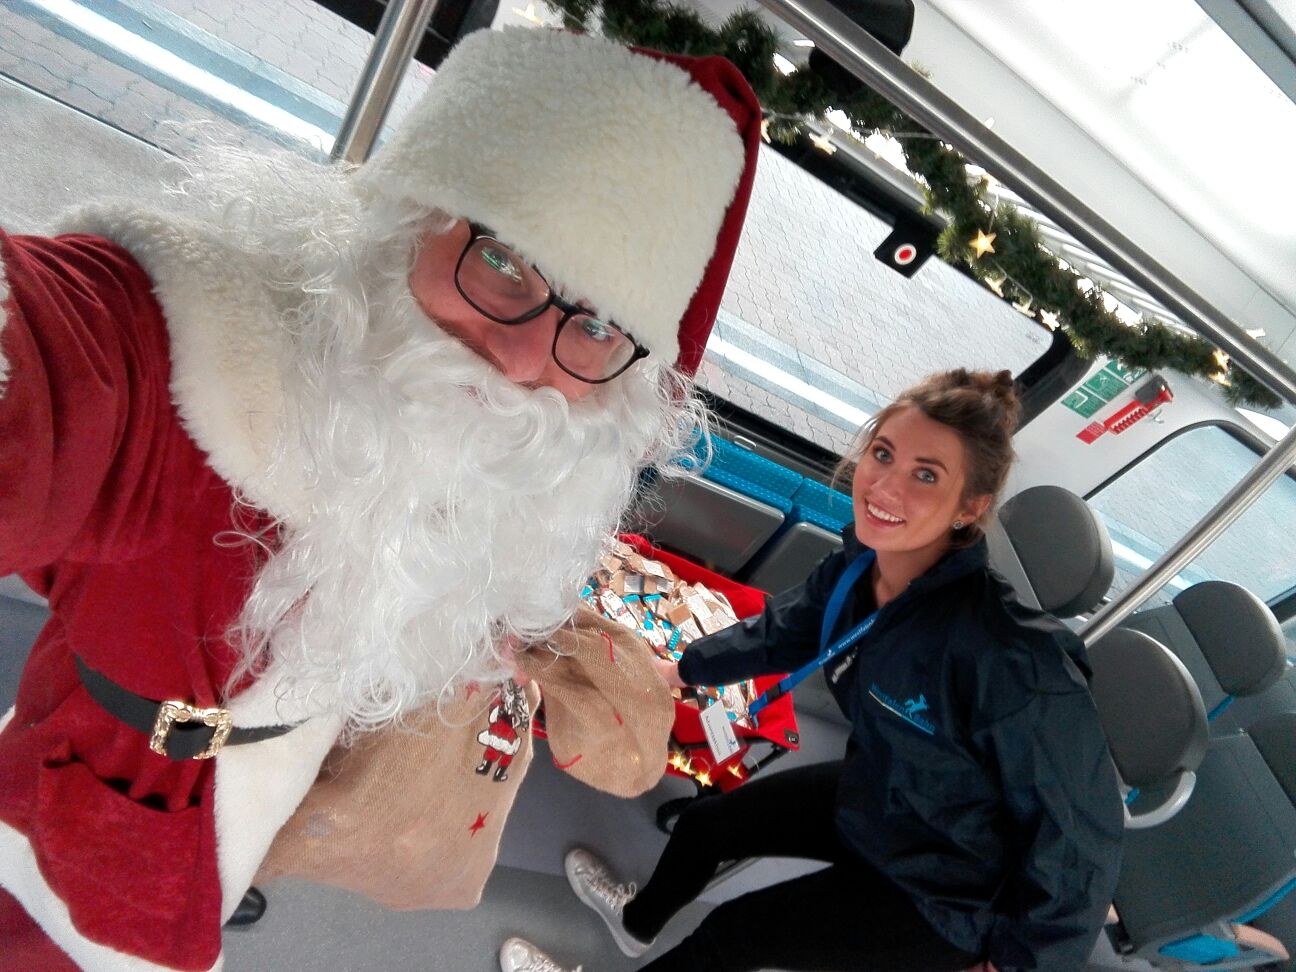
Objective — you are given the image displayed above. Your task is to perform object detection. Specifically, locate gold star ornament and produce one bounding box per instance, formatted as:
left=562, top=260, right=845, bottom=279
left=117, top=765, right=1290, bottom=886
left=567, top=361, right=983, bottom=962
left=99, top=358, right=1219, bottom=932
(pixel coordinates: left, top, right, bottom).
left=1211, top=349, right=1232, bottom=384
left=969, top=229, right=997, bottom=258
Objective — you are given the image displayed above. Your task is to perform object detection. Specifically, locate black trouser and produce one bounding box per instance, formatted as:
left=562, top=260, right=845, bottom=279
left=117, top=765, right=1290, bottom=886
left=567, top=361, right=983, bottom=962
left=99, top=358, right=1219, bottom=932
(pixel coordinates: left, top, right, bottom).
left=622, top=761, right=981, bottom=972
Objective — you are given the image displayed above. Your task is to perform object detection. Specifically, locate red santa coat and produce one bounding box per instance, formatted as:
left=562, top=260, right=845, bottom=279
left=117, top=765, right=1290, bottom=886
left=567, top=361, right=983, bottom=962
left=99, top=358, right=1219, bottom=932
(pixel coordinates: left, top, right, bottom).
left=0, top=215, right=346, bottom=971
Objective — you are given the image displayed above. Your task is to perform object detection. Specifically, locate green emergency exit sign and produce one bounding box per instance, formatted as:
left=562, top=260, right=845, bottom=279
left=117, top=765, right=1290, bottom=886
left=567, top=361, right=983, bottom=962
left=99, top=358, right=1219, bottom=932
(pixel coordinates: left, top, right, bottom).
left=1062, top=361, right=1146, bottom=418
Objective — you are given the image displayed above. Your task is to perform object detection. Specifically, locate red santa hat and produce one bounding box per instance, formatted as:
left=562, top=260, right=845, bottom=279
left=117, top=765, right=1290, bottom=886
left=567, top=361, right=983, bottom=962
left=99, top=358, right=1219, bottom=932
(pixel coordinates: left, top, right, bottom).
left=357, top=26, right=762, bottom=375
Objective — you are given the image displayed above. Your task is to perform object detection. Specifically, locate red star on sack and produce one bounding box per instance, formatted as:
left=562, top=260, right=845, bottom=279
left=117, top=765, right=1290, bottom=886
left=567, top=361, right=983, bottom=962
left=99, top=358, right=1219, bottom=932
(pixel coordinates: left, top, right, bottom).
left=469, top=812, right=488, bottom=837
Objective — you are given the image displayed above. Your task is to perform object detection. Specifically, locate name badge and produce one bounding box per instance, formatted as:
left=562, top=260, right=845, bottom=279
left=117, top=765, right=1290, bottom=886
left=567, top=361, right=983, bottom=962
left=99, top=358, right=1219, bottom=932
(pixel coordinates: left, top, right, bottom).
left=700, top=698, right=741, bottom=765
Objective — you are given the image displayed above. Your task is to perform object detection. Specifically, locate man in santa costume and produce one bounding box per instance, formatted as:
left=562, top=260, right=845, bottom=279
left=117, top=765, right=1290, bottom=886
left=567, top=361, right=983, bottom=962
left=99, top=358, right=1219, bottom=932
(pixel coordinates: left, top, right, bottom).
left=0, top=25, right=761, bottom=970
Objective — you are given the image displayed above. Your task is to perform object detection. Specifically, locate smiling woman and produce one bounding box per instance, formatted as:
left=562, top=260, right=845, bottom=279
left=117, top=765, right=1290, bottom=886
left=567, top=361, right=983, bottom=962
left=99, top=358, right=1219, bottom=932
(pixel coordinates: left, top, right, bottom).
left=532, top=368, right=1124, bottom=972
left=843, top=368, right=1019, bottom=599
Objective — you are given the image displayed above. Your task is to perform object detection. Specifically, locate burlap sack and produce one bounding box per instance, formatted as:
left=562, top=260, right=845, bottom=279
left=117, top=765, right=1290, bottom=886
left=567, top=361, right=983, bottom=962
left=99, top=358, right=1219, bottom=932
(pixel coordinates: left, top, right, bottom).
left=515, top=607, right=673, bottom=798
left=256, top=605, right=672, bottom=909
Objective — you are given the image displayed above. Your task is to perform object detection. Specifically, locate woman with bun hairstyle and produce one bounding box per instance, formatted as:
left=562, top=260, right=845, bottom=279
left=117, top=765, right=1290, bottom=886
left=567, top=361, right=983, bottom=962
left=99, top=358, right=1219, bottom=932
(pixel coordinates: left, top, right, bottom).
left=527, top=369, right=1123, bottom=972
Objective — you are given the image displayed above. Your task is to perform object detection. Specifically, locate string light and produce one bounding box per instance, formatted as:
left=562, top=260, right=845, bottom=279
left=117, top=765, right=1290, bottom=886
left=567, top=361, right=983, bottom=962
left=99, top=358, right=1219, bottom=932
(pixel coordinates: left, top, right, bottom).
left=810, top=131, right=837, bottom=155
left=511, top=2, right=545, bottom=24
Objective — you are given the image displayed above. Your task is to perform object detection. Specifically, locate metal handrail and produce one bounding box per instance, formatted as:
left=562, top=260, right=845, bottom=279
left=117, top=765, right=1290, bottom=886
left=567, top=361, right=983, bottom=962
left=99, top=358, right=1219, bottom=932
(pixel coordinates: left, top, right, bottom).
left=754, top=0, right=1296, bottom=408
left=1078, top=422, right=1296, bottom=644
left=331, top=0, right=439, bottom=163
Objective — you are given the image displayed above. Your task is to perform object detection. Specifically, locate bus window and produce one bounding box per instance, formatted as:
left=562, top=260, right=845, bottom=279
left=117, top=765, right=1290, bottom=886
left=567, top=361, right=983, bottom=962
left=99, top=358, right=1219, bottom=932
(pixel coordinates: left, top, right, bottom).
left=700, top=147, right=1053, bottom=455
left=0, top=0, right=434, bottom=158
left=1088, top=423, right=1296, bottom=619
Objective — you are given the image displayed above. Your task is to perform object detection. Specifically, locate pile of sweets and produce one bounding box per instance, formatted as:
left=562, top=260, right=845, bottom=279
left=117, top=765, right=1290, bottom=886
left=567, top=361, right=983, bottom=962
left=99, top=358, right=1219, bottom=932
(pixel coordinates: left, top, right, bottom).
left=580, top=541, right=758, bottom=728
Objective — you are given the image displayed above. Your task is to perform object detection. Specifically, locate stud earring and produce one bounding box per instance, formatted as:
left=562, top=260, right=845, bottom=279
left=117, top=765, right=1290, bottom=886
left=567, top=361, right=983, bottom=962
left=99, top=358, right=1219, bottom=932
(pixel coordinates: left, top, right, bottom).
left=952, top=520, right=965, bottom=530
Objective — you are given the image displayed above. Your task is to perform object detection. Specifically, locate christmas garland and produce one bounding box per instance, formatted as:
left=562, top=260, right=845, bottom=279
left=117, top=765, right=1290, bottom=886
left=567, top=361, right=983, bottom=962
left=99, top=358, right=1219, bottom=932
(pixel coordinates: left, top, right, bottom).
left=550, top=0, right=1279, bottom=407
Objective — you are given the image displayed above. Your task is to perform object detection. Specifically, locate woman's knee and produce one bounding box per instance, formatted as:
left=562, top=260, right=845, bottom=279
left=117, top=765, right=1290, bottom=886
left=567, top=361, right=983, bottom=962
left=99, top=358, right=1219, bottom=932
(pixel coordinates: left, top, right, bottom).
left=670, top=793, right=728, bottom=842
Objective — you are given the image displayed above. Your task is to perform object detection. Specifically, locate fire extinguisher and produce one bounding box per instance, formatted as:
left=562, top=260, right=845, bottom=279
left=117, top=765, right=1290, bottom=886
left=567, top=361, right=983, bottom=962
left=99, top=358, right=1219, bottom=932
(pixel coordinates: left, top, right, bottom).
left=1078, top=376, right=1173, bottom=444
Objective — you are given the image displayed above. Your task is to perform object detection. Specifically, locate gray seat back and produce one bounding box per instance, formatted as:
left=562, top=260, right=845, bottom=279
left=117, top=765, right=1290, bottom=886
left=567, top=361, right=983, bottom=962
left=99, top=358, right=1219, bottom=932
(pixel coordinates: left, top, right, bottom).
left=1249, top=712, right=1296, bottom=805
left=982, top=514, right=1040, bottom=610
left=631, top=474, right=786, bottom=575
left=996, top=484, right=1114, bottom=616
left=1087, top=628, right=1209, bottom=798
left=1104, top=616, right=1296, bottom=967
left=745, top=521, right=842, bottom=597
left=1114, top=730, right=1296, bottom=962
left=1125, top=580, right=1287, bottom=723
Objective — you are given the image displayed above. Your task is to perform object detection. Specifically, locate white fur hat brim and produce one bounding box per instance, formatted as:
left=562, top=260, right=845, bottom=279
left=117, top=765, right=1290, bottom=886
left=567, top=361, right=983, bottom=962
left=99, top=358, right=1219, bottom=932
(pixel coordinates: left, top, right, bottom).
left=357, top=27, right=747, bottom=365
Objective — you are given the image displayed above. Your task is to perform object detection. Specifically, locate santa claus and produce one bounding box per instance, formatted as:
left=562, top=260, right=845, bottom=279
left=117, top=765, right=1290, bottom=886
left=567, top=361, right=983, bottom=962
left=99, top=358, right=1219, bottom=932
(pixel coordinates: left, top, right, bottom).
left=0, top=26, right=761, bottom=971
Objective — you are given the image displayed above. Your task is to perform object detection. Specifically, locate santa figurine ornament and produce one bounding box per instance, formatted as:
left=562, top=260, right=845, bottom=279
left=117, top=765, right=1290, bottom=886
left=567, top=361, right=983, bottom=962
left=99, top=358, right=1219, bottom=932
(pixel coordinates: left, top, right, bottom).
left=0, top=25, right=761, bottom=971
left=476, top=680, right=531, bottom=783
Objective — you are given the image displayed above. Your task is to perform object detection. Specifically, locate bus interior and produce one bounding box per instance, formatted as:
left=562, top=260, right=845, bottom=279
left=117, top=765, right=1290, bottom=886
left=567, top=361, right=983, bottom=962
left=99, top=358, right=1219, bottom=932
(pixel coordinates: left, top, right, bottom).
left=1, top=0, right=1294, bottom=969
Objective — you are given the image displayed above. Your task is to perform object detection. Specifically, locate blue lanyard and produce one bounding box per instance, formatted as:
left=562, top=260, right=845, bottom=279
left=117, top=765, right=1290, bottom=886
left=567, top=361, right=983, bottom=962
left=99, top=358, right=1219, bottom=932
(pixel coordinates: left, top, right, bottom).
left=748, top=550, right=879, bottom=722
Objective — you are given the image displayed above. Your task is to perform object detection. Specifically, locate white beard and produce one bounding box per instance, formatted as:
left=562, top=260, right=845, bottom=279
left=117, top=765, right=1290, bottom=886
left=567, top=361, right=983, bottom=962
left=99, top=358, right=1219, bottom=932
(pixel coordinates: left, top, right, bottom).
left=234, top=243, right=695, bottom=732
left=164, top=142, right=707, bottom=732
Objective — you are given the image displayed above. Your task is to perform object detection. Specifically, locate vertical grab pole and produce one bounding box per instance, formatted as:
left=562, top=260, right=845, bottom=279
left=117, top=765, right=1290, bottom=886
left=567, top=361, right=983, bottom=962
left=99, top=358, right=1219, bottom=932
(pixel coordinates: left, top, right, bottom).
left=331, top=0, right=440, bottom=163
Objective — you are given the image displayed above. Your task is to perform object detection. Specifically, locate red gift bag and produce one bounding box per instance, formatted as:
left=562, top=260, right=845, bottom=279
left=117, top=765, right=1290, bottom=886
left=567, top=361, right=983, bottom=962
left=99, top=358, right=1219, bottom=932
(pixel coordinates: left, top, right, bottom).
left=618, top=535, right=800, bottom=794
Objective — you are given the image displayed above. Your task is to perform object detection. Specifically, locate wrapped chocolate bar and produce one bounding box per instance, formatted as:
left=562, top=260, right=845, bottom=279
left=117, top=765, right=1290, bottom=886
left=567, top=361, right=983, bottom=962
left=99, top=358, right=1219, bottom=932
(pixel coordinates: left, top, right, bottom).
left=580, top=544, right=756, bottom=728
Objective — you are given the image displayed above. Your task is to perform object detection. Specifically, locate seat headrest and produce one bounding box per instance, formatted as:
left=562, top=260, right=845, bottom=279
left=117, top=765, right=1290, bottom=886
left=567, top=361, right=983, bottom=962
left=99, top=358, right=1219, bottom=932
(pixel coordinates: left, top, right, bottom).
left=998, top=485, right=1114, bottom=616
left=1087, top=628, right=1208, bottom=787
left=1172, top=581, right=1287, bottom=698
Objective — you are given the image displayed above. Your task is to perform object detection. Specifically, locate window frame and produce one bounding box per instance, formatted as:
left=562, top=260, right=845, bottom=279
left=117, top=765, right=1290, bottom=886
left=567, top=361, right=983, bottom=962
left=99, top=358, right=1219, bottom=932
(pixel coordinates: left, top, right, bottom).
left=1084, top=417, right=1296, bottom=611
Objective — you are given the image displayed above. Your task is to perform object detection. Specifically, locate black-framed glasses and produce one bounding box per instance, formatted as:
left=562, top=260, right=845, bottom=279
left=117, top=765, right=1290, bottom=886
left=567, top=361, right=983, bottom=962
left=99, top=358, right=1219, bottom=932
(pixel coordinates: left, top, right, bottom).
left=453, top=223, right=649, bottom=384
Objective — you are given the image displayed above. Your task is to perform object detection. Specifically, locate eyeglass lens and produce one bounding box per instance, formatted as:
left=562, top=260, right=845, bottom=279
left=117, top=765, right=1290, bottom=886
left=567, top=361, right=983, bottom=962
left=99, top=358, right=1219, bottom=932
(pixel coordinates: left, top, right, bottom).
left=459, top=237, right=638, bottom=382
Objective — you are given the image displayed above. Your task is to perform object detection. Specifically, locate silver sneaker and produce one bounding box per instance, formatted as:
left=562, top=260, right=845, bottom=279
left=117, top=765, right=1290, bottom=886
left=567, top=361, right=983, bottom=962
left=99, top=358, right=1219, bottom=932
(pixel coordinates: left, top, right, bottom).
left=564, top=847, right=655, bottom=958
left=498, top=936, right=581, bottom=972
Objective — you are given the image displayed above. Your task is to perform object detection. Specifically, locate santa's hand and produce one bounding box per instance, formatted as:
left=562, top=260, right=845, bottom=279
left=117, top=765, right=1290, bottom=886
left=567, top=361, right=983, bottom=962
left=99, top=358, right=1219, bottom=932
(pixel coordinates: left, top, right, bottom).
left=653, top=656, right=687, bottom=689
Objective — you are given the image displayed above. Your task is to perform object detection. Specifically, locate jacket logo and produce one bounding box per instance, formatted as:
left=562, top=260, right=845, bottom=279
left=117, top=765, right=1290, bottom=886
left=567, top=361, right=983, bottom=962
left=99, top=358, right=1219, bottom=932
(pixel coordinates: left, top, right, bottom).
left=869, top=684, right=936, bottom=736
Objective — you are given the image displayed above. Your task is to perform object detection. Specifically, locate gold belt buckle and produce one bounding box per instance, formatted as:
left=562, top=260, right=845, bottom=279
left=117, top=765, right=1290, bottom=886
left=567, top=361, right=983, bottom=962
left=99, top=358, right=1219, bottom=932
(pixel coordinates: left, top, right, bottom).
left=150, top=700, right=234, bottom=759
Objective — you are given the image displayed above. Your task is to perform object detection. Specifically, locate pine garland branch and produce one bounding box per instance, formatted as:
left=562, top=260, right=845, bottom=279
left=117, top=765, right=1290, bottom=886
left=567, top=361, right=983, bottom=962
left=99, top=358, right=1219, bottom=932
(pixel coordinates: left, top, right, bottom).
left=550, top=0, right=1281, bottom=408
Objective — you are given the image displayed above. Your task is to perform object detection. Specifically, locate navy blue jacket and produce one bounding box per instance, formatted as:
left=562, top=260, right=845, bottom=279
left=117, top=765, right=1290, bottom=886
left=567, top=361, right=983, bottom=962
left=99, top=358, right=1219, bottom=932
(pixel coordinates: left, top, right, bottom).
left=679, top=530, right=1124, bottom=971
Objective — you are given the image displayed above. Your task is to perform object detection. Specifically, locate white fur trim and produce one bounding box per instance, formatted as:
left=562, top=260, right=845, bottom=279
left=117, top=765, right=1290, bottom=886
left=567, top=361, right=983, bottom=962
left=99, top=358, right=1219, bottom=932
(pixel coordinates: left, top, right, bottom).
left=53, top=205, right=304, bottom=521
left=358, top=27, right=745, bottom=363
left=0, top=241, right=12, bottom=395
left=0, top=819, right=222, bottom=971
left=212, top=673, right=344, bottom=921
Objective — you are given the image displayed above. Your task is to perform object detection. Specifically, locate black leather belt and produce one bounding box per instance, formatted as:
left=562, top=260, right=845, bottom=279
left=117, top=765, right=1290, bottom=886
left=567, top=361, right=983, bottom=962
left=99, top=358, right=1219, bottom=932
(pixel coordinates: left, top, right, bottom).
left=75, top=655, right=297, bottom=761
